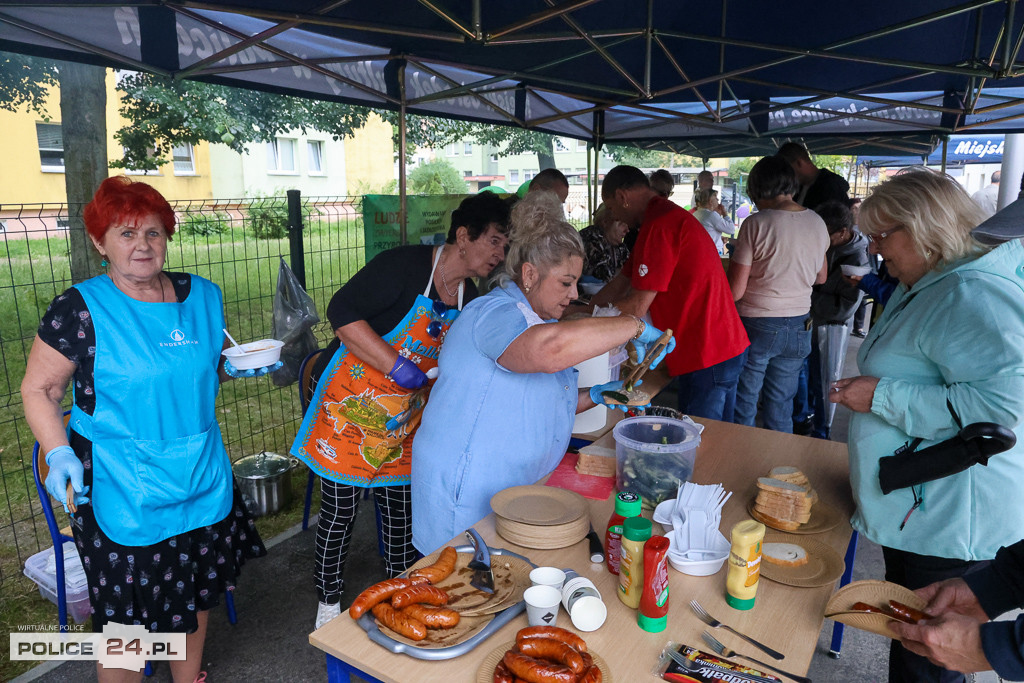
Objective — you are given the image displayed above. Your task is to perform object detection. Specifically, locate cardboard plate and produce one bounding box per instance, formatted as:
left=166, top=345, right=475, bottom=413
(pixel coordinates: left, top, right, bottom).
left=495, top=513, right=590, bottom=550
left=475, top=641, right=613, bottom=683
left=491, top=485, right=587, bottom=526
left=601, top=388, right=651, bottom=407
left=759, top=533, right=845, bottom=587
left=747, top=498, right=844, bottom=535
left=824, top=580, right=928, bottom=639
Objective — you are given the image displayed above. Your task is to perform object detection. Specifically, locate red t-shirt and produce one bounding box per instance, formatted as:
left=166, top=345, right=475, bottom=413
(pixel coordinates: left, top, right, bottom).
left=624, top=196, right=749, bottom=376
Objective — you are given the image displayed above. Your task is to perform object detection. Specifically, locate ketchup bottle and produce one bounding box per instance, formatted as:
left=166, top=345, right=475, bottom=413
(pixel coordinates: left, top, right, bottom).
left=638, top=535, right=670, bottom=632
left=605, top=491, right=642, bottom=575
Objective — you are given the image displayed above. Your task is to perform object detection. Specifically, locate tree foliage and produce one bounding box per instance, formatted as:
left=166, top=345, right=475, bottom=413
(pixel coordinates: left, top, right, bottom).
left=0, top=53, right=58, bottom=116
left=408, top=159, right=468, bottom=194
left=468, top=127, right=556, bottom=170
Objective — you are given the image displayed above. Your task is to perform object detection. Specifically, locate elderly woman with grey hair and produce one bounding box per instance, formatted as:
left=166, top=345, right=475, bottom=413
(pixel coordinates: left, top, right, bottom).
left=411, top=192, right=673, bottom=554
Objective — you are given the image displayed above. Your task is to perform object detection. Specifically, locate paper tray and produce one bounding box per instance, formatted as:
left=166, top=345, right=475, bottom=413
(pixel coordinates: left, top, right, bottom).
left=355, top=545, right=535, bottom=660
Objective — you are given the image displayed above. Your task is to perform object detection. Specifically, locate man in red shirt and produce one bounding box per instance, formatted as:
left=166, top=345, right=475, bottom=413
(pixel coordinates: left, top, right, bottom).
left=594, top=165, right=750, bottom=421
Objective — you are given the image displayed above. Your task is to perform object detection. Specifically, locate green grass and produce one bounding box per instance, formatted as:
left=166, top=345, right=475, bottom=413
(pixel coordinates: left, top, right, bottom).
left=0, top=203, right=363, bottom=680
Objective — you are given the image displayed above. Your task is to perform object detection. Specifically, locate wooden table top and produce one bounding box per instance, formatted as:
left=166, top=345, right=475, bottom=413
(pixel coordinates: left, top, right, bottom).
left=310, top=418, right=853, bottom=682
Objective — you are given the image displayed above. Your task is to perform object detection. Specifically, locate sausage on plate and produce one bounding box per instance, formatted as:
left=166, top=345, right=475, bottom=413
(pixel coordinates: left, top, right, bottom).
left=409, top=546, right=458, bottom=584
left=390, top=584, right=450, bottom=609
left=370, top=603, right=427, bottom=641
left=400, top=603, right=460, bottom=628
left=578, top=665, right=603, bottom=683
left=492, top=661, right=516, bottom=683
left=517, top=638, right=586, bottom=675
left=502, top=651, right=575, bottom=683
left=515, top=626, right=588, bottom=654
left=348, top=578, right=412, bottom=619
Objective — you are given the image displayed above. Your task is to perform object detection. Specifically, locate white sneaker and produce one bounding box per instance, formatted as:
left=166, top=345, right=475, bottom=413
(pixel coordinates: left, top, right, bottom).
left=315, top=601, right=342, bottom=630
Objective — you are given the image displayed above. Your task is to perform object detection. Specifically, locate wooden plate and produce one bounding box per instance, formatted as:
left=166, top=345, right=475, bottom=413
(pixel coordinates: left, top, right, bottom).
left=747, top=498, right=844, bottom=535
left=494, top=513, right=590, bottom=550
left=759, top=532, right=845, bottom=587
left=824, top=580, right=928, bottom=639
left=404, top=549, right=532, bottom=613
left=475, top=641, right=613, bottom=683
left=602, top=388, right=651, bottom=407
left=491, top=485, right=587, bottom=526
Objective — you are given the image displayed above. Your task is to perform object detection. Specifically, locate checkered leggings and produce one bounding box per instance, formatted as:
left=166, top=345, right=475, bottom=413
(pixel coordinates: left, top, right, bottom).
left=314, top=480, right=419, bottom=604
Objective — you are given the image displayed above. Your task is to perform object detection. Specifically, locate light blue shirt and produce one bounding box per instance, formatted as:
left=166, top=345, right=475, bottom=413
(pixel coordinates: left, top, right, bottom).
left=849, top=239, right=1024, bottom=560
left=411, top=282, right=578, bottom=554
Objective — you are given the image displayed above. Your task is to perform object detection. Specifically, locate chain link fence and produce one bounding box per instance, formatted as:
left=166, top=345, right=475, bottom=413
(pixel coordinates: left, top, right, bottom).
left=0, top=194, right=364, bottom=592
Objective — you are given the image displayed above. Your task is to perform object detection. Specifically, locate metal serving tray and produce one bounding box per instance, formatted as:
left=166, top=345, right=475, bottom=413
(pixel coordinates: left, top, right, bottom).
left=355, top=544, right=534, bottom=660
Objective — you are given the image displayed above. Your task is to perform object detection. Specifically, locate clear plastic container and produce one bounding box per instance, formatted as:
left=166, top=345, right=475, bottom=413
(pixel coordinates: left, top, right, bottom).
left=612, top=416, right=701, bottom=508
left=23, top=542, right=92, bottom=624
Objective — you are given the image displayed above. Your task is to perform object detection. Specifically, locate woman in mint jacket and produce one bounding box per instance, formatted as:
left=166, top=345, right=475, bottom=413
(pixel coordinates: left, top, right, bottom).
left=830, top=169, right=1024, bottom=683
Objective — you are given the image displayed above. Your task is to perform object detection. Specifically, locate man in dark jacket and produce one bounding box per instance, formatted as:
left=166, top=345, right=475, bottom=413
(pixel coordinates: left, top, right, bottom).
left=777, top=141, right=850, bottom=209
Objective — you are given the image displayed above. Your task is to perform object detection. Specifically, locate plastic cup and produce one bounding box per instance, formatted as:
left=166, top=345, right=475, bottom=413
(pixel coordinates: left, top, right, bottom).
left=529, top=567, right=566, bottom=590
left=523, top=585, right=561, bottom=627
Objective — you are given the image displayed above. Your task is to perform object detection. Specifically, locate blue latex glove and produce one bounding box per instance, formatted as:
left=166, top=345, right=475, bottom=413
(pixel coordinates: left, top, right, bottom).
left=629, top=321, right=677, bottom=372
left=224, top=359, right=284, bottom=378
left=589, top=379, right=648, bottom=411
left=44, top=446, right=90, bottom=512
left=389, top=357, right=428, bottom=390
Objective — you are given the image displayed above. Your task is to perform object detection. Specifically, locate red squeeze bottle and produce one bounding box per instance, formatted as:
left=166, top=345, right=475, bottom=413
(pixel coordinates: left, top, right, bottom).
left=638, top=535, right=670, bottom=632
left=605, top=491, right=642, bottom=575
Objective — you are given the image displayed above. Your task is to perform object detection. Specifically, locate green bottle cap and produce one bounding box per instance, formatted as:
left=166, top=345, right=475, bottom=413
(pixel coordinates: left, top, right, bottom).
left=725, top=593, right=756, bottom=610
left=614, top=491, right=643, bottom=517
left=622, top=516, right=652, bottom=542
left=637, top=611, right=668, bottom=632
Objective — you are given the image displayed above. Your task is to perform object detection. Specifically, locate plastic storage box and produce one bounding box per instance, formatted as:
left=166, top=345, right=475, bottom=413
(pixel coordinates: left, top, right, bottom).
left=613, top=416, right=701, bottom=507
left=23, top=541, right=92, bottom=624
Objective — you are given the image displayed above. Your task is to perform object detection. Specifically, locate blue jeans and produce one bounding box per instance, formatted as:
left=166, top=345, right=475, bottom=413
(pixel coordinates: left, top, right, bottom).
left=734, top=315, right=812, bottom=433
left=676, top=350, right=748, bottom=422
left=792, top=358, right=812, bottom=422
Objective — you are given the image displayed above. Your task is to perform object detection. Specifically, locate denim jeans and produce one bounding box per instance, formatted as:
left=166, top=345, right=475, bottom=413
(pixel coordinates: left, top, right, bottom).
left=792, top=358, right=812, bottom=422
left=676, top=350, right=748, bottom=422
left=734, top=315, right=812, bottom=433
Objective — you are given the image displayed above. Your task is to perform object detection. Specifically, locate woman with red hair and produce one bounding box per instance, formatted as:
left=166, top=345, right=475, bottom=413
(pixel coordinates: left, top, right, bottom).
left=21, top=176, right=268, bottom=683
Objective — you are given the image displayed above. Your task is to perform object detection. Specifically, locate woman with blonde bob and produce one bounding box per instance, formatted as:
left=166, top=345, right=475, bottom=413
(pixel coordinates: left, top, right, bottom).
left=692, top=188, right=734, bottom=254
left=830, top=168, right=1024, bottom=683
left=411, top=192, right=674, bottom=553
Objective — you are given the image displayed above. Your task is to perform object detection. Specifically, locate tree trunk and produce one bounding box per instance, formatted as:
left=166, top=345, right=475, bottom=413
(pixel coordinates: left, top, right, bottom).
left=58, top=61, right=107, bottom=284
left=537, top=138, right=556, bottom=171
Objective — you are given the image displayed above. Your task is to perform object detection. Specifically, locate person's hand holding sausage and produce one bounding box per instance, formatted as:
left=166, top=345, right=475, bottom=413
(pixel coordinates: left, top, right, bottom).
left=828, top=375, right=879, bottom=413
left=889, top=613, right=990, bottom=674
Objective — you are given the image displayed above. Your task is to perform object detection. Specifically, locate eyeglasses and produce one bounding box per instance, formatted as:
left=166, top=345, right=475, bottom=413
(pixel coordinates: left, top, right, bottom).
left=426, top=299, right=449, bottom=339
left=866, top=225, right=904, bottom=245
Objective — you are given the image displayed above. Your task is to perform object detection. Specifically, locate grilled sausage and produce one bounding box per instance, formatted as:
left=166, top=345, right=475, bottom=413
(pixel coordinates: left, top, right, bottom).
left=888, top=600, right=931, bottom=624
left=370, top=603, right=427, bottom=641
left=348, top=578, right=413, bottom=619
left=578, top=665, right=603, bottom=683
left=400, top=603, right=460, bottom=628
left=580, top=651, right=594, bottom=671
left=409, top=546, right=458, bottom=584
left=502, top=651, right=575, bottom=683
left=851, top=601, right=888, bottom=615
left=493, top=661, right=516, bottom=683
left=515, top=626, right=588, bottom=654
left=390, top=584, right=450, bottom=609
left=517, top=638, right=586, bottom=675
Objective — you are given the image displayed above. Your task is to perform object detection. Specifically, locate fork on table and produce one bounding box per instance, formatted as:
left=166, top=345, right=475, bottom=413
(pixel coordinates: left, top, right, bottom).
left=701, top=631, right=812, bottom=683
left=689, top=599, right=785, bottom=660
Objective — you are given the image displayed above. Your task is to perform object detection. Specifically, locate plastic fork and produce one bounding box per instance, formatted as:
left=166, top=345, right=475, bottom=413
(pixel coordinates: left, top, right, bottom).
left=701, top=631, right=811, bottom=683
left=690, top=600, right=785, bottom=660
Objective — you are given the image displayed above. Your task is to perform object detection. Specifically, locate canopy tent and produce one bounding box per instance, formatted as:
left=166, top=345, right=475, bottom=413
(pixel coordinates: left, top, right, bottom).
left=4, top=1, right=1024, bottom=158
left=859, top=133, right=1006, bottom=167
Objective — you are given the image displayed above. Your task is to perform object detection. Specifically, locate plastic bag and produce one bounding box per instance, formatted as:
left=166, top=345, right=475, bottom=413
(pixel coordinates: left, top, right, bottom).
left=270, top=258, right=320, bottom=387
left=816, top=322, right=851, bottom=429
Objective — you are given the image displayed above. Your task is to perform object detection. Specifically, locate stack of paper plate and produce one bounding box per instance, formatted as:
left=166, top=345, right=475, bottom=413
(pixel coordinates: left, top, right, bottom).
left=490, top=485, right=589, bottom=550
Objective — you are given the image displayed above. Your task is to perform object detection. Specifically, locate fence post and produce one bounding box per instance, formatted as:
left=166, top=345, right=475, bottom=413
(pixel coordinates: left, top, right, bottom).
left=287, top=189, right=306, bottom=289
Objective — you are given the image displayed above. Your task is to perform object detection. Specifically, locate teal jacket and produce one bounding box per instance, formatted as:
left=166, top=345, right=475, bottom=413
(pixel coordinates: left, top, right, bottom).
left=849, top=239, right=1024, bottom=560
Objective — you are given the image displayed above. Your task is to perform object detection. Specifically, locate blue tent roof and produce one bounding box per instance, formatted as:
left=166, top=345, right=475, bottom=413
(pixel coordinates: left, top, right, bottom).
left=860, top=134, right=1006, bottom=167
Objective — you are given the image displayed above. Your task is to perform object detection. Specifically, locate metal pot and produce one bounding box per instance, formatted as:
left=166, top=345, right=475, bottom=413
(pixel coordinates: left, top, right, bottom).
left=232, top=451, right=298, bottom=517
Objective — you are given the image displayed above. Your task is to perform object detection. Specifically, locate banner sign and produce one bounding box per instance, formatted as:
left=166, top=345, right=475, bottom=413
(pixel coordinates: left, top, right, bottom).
left=362, top=194, right=473, bottom=262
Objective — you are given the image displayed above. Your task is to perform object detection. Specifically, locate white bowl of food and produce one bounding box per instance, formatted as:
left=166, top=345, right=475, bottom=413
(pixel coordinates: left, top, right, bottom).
left=222, top=339, right=284, bottom=370
left=667, top=530, right=730, bottom=576
left=841, top=264, right=871, bottom=278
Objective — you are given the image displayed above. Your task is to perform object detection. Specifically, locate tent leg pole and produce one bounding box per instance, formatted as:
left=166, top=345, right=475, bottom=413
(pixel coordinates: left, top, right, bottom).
left=398, top=63, right=408, bottom=246
left=999, top=134, right=1024, bottom=211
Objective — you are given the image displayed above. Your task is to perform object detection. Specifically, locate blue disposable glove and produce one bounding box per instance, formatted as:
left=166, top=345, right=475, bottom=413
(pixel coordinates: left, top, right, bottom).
left=44, top=446, right=90, bottom=512
left=629, top=321, right=677, bottom=372
left=389, top=357, right=428, bottom=390
left=589, top=379, right=648, bottom=411
left=224, top=359, right=284, bottom=378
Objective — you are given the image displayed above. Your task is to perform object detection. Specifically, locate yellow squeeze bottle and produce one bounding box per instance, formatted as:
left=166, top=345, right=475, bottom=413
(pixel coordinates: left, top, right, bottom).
left=725, top=519, right=766, bottom=610
left=618, top=516, right=652, bottom=609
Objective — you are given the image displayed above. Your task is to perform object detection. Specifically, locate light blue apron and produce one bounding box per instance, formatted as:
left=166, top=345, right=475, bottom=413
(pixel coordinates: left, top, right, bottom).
left=69, top=274, right=232, bottom=546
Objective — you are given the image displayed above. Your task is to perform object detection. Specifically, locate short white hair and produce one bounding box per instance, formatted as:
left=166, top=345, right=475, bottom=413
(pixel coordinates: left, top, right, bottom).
left=498, top=191, right=583, bottom=286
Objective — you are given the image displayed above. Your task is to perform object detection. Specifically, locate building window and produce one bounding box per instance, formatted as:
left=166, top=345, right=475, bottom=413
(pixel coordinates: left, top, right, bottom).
left=464, top=142, right=473, bottom=155
left=307, top=140, right=324, bottom=174
left=510, top=169, right=520, bottom=184
left=463, top=170, right=472, bottom=177
left=445, top=144, right=458, bottom=157
left=489, top=153, right=498, bottom=162
left=124, top=146, right=161, bottom=175
left=575, top=140, right=588, bottom=152
left=266, top=138, right=297, bottom=173
left=554, top=138, right=570, bottom=152
left=525, top=170, right=538, bottom=180
left=172, top=144, right=195, bottom=174
left=36, top=122, right=65, bottom=172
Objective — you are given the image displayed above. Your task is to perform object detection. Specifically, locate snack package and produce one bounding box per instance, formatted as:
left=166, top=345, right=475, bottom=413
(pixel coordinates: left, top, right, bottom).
left=654, top=643, right=780, bottom=683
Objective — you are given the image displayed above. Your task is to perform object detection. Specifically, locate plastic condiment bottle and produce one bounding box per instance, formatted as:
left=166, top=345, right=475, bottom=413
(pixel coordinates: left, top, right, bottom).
left=618, top=516, right=652, bottom=609
left=725, top=519, right=766, bottom=610
left=638, top=535, right=670, bottom=632
left=605, top=491, right=642, bottom=575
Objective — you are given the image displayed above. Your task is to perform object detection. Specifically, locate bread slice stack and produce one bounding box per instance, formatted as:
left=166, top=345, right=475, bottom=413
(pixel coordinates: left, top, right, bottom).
left=753, top=467, right=816, bottom=531
left=574, top=446, right=616, bottom=478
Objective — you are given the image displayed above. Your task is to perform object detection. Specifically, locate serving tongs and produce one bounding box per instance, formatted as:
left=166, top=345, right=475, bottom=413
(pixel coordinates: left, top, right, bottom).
left=603, top=328, right=674, bottom=404
left=465, top=528, right=494, bottom=594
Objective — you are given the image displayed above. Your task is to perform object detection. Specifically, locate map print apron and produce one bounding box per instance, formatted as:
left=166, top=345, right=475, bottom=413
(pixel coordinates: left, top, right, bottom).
left=291, top=247, right=461, bottom=486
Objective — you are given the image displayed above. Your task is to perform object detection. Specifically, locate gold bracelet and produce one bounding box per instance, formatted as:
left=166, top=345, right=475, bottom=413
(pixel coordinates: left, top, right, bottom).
left=628, top=314, right=646, bottom=340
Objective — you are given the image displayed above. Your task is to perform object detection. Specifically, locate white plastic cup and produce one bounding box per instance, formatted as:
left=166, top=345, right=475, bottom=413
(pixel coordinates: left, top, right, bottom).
left=529, top=567, right=566, bottom=590
left=560, top=572, right=607, bottom=631
left=523, top=585, right=561, bottom=627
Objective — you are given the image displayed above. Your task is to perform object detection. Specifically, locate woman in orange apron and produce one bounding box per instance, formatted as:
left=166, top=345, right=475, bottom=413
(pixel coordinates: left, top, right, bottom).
left=291, top=192, right=511, bottom=628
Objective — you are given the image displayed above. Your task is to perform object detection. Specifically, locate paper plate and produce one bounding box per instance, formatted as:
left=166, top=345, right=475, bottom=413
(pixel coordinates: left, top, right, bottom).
left=475, top=641, right=613, bottom=683
left=759, top=533, right=845, bottom=587
left=747, top=498, right=844, bottom=535
left=495, top=513, right=590, bottom=550
left=824, top=580, right=928, bottom=639
left=490, top=485, right=587, bottom=525
left=404, top=549, right=532, bottom=614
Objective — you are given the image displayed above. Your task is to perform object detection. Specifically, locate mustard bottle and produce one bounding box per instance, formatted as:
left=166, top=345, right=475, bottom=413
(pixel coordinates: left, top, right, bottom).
left=725, top=519, right=765, bottom=610
left=618, top=516, right=651, bottom=609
